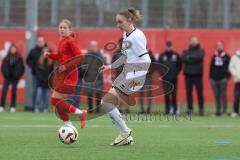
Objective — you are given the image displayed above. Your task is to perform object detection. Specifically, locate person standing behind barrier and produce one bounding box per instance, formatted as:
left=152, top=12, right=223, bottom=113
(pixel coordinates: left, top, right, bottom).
left=139, top=49, right=156, bottom=114
left=34, top=47, right=54, bottom=112
left=83, top=40, right=104, bottom=113
left=68, top=61, right=85, bottom=109
left=111, top=38, right=130, bottom=113
left=27, top=37, right=47, bottom=109
left=210, top=41, right=230, bottom=116
left=111, top=38, right=124, bottom=78
left=229, top=50, right=240, bottom=118
left=158, top=41, right=182, bottom=115
left=0, top=44, right=25, bottom=112
left=182, top=36, right=205, bottom=116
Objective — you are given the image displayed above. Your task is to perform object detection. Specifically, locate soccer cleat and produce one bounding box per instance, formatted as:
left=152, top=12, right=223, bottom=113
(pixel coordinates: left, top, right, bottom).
left=111, top=136, right=134, bottom=146
left=80, top=110, right=87, bottom=128
left=111, top=129, right=132, bottom=146
left=122, top=136, right=134, bottom=146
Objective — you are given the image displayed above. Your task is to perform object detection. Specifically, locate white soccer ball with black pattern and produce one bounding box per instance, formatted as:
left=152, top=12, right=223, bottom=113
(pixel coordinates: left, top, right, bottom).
left=58, top=125, right=78, bottom=144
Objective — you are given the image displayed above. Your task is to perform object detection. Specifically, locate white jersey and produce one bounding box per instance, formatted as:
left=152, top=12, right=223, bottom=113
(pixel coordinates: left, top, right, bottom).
left=112, top=28, right=151, bottom=95
left=122, top=28, right=151, bottom=64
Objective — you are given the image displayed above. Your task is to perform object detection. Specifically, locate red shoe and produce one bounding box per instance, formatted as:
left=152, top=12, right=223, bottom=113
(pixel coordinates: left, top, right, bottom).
left=80, top=110, right=87, bottom=128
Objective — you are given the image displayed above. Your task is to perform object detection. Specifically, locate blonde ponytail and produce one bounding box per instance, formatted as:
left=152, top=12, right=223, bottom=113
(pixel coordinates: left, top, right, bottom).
left=127, top=8, right=142, bottom=22
left=118, top=7, right=142, bottom=23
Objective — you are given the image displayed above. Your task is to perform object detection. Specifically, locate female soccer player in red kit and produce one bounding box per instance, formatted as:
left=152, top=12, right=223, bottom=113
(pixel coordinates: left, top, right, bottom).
left=44, top=19, right=87, bottom=128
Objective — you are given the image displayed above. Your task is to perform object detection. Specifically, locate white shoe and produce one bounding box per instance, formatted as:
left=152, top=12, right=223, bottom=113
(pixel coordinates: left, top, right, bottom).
left=111, top=129, right=132, bottom=146
left=122, top=136, right=134, bottom=145
left=231, top=112, right=238, bottom=118
left=43, top=109, right=48, bottom=113
left=0, top=107, right=5, bottom=112
left=10, top=108, right=16, bottom=112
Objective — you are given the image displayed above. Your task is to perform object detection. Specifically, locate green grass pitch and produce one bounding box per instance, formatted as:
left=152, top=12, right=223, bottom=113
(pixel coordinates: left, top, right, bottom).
left=0, top=111, right=240, bottom=160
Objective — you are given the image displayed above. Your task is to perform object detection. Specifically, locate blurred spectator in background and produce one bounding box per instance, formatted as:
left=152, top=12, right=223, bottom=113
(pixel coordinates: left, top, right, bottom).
left=138, top=49, right=155, bottom=114
left=229, top=50, right=240, bottom=118
left=34, top=47, right=54, bottom=112
left=68, top=60, right=85, bottom=109
left=27, top=37, right=47, bottom=109
left=0, top=44, right=25, bottom=112
left=210, top=41, right=230, bottom=116
left=182, top=36, right=205, bottom=116
left=112, top=38, right=124, bottom=78
left=111, top=38, right=130, bottom=113
left=83, top=40, right=104, bottom=113
left=158, top=41, right=182, bottom=115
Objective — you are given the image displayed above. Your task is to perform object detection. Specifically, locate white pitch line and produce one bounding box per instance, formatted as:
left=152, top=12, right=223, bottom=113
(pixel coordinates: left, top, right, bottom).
left=0, top=124, right=239, bottom=128
left=1, top=117, right=239, bottom=126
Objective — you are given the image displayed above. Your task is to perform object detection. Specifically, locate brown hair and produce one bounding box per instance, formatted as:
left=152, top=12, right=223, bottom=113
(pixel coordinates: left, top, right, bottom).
left=60, top=19, right=75, bottom=38
left=39, top=47, right=53, bottom=66
left=118, top=7, right=142, bottom=23
left=5, top=44, right=22, bottom=60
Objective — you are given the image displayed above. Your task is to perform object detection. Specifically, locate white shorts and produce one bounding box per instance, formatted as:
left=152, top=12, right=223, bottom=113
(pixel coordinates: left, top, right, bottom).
left=112, top=63, right=150, bottom=95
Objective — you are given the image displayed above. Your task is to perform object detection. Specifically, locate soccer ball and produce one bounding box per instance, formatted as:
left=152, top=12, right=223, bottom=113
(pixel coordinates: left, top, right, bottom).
left=58, top=125, right=78, bottom=144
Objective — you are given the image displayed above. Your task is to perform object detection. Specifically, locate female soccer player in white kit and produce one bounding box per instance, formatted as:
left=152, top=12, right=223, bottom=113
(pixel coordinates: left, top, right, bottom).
left=100, top=8, right=151, bottom=146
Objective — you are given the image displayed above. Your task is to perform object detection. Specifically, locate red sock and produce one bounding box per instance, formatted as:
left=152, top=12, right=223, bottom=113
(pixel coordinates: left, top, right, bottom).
left=51, top=98, right=70, bottom=121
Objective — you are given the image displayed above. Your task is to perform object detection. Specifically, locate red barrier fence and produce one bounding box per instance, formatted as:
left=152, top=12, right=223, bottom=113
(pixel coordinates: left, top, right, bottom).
left=0, top=29, right=239, bottom=105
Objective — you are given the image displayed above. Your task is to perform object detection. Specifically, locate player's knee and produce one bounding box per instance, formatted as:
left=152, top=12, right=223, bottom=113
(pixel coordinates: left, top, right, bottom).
left=101, top=94, right=120, bottom=112
left=102, top=93, right=119, bottom=105
left=101, top=100, right=116, bottom=112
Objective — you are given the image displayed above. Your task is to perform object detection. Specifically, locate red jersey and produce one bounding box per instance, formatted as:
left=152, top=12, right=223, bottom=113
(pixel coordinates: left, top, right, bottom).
left=48, top=36, right=83, bottom=94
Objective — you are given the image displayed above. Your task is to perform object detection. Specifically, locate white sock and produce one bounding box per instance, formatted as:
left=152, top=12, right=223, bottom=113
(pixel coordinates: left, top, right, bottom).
left=64, top=120, right=73, bottom=126
left=74, top=108, right=82, bottom=115
left=108, top=107, right=130, bottom=134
